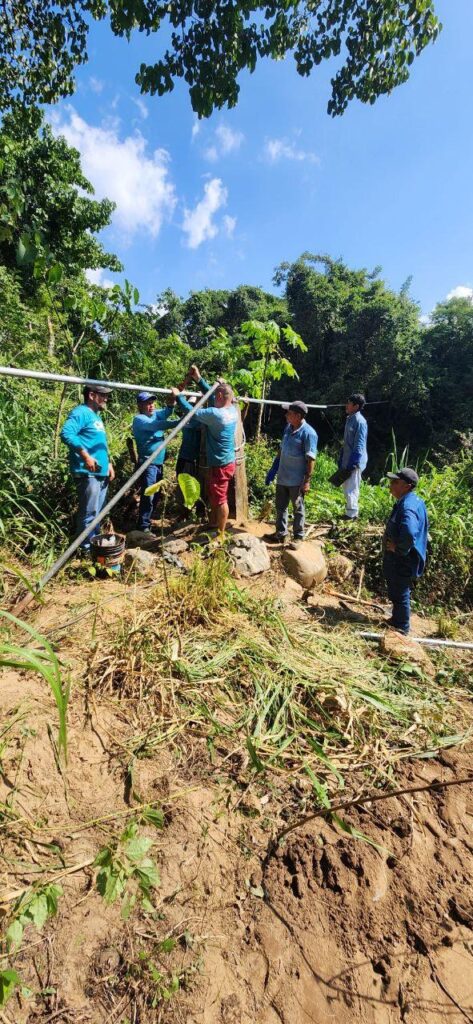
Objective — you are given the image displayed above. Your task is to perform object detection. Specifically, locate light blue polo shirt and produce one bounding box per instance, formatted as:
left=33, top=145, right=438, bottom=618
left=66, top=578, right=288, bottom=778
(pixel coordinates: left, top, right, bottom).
left=277, top=421, right=318, bottom=487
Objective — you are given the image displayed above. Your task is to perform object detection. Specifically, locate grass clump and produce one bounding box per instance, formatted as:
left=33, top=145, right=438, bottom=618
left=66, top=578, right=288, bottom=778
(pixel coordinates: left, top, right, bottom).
left=89, top=553, right=472, bottom=801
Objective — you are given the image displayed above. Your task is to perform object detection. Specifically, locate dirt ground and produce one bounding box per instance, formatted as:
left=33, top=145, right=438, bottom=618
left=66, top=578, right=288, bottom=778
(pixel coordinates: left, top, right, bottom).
left=1, top=533, right=472, bottom=1024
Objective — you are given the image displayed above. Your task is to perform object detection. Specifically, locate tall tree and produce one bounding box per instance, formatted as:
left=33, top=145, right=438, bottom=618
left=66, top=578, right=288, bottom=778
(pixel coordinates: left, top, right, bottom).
left=423, top=297, right=473, bottom=444
left=0, top=1, right=441, bottom=118
left=0, top=107, right=120, bottom=295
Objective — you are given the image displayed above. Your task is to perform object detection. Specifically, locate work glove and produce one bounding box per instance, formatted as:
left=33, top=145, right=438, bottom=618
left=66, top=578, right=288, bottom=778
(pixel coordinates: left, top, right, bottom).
left=265, top=456, right=280, bottom=486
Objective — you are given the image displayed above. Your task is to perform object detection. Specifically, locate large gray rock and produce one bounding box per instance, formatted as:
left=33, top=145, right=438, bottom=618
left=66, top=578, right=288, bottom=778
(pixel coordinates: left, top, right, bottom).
left=123, top=548, right=158, bottom=575
left=228, top=533, right=271, bottom=576
left=282, top=542, right=327, bottom=589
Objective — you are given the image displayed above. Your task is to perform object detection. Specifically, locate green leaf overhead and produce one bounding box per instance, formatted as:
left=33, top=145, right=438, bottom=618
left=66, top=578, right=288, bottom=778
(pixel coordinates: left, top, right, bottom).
left=0, top=1, right=441, bottom=117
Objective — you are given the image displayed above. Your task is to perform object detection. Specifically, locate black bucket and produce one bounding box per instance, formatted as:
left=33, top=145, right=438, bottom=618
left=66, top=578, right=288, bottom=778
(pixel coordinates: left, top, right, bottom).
left=90, top=532, right=126, bottom=574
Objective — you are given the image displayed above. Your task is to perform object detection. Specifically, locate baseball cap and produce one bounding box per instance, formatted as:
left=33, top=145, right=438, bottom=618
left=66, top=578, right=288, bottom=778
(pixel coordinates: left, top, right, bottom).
left=85, top=384, right=113, bottom=396
left=137, top=391, right=155, bottom=403
left=387, top=468, right=419, bottom=487
left=282, top=400, right=308, bottom=416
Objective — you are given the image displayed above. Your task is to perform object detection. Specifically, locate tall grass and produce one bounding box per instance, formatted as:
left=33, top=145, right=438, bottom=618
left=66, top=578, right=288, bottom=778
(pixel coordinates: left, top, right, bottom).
left=0, top=611, right=69, bottom=761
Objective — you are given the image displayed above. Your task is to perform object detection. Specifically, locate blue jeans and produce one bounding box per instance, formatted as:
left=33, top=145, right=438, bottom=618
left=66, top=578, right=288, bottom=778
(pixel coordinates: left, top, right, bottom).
left=275, top=484, right=305, bottom=539
left=75, top=475, right=109, bottom=550
left=138, top=462, right=163, bottom=530
left=383, top=552, right=419, bottom=635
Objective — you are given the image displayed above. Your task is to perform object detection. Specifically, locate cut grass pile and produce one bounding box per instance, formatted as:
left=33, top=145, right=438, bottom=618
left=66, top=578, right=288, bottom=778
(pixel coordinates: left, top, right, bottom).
left=89, top=551, right=473, bottom=801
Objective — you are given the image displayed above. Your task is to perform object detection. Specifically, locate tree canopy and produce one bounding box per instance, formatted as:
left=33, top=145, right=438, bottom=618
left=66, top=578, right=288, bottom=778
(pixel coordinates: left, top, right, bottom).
left=0, top=0, right=441, bottom=117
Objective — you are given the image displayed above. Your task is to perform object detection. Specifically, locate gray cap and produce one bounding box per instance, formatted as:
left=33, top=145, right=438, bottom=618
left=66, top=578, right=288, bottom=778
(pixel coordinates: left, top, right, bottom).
left=282, top=400, right=308, bottom=416
left=387, top=468, right=419, bottom=487
left=86, top=384, right=113, bottom=395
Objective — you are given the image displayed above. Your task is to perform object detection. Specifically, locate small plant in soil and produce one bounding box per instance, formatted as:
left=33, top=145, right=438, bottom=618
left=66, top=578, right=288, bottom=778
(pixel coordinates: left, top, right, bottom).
left=94, top=820, right=160, bottom=919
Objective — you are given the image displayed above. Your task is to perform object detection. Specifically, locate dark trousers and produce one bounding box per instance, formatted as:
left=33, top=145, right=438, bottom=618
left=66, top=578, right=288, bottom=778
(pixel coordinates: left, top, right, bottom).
left=138, top=462, right=163, bottom=530
left=75, top=474, right=108, bottom=550
left=383, top=552, right=419, bottom=635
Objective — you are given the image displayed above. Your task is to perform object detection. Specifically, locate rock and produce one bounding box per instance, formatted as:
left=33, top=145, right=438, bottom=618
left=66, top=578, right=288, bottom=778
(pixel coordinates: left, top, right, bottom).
left=280, top=578, right=305, bottom=605
left=125, top=530, right=162, bottom=553
left=328, top=554, right=354, bottom=582
left=282, top=542, right=327, bottom=589
left=380, top=630, right=434, bottom=673
left=228, top=533, right=271, bottom=576
left=123, top=548, right=158, bottom=575
left=164, top=538, right=189, bottom=555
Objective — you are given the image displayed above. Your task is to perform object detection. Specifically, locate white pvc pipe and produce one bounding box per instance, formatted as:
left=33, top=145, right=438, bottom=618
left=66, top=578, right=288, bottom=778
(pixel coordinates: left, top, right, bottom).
left=0, top=365, right=329, bottom=409
left=359, top=631, right=473, bottom=651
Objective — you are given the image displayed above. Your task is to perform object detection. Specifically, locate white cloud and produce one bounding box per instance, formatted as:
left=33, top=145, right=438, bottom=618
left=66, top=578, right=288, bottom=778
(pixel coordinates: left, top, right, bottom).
left=264, top=137, right=320, bottom=165
left=89, top=76, right=104, bottom=94
left=132, top=96, right=149, bottom=120
left=50, top=107, right=176, bottom=238
left=191, top=119, right=201, bottom=141
left=223, top=214, right=236, bottom=238
left=182, top=178, right=228, bottom=249
left=204, top=123, right=244, bottom=162
left=86, top=268, right=116, bottom=289
left=446, top=285, right=473, bottom=301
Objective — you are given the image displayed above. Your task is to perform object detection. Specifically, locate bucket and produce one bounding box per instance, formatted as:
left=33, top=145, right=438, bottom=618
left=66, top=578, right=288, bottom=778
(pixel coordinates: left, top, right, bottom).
left=90, top=532, right=126, bottom=574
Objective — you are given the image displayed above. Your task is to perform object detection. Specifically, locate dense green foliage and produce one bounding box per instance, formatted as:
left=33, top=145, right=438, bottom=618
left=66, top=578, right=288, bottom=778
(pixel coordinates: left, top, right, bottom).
left=0, top=2, right=440, bottom=118
left=0, top=110, right=472, bottom=607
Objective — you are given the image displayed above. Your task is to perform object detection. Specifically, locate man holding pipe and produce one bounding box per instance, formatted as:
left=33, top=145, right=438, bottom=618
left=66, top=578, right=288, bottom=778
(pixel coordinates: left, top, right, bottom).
left=383, top=468, right=428, bottom=635
left=131, top=391, right=178, bottom=531
left=60, top=384, right=114, bottom=552
left=171, top=365, right=238, bottom=535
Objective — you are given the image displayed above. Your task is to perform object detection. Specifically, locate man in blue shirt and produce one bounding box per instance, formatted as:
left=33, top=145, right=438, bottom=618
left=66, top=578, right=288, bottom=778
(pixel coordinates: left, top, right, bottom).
left=340, top=393, right=368, bottom=520
left=265, top=401, right=318, bottom=549
left=60, top=384, right=114, bottom=552
left=171, top=364, right=238, bottom=534
left=383, top=468, right=429, bottom=635
left=132, top=391, right=177, bottom=531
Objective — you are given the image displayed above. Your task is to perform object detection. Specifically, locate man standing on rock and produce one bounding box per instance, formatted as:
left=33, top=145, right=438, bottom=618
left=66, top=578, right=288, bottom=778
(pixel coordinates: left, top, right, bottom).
left=60, top=384, right=114, bottom=553
left=383, top=468, right=429, bottom=635
left=339, top=393, right=368, bottom=520
left=132, top=391, right=177, bottom=532
left=171, top=365, right=238, bottom=535
left=265, top=401, right=318, bottom=550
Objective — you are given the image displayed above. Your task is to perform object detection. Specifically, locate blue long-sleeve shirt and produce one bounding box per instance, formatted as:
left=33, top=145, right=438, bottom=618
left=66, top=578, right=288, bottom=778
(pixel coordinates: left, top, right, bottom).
left=60, top=404, right=109, bottom=477
left=132, top=406, right=177, bottom=464
left=177, top=378, right=238, bottom=467
left=384, top=491, right=429, bottom=576
left=341, top=411, right=368, bottom=471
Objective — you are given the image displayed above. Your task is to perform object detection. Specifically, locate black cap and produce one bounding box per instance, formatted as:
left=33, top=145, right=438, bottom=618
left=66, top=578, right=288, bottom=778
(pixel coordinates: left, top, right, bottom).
left=89, top=384, right=113, bottom=395
left=387, top=468, right=419, bottom=487
left=281, top=400, right=308, bottom=416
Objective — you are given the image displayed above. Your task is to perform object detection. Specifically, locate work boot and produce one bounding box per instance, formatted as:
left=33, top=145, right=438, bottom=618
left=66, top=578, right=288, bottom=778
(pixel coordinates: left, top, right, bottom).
left=264, top=532, right=287, bottom=545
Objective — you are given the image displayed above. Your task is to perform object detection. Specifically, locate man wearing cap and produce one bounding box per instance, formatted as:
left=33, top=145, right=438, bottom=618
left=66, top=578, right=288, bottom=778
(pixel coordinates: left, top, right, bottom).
left=265, top=401, right=318, bottom=549
left=339, top=393, right=368, bottom=520
left=60, top=384, right=114, bottom=552
left=171, top=365, right=238, bottom=535
left=132, top=392, right=177, bottom=531
left=383, top=468, right=429, bottom=635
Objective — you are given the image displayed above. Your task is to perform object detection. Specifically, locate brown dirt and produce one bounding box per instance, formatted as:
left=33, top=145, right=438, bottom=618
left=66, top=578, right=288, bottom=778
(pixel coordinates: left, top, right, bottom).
left=1, top=549, right=473, bottom=1024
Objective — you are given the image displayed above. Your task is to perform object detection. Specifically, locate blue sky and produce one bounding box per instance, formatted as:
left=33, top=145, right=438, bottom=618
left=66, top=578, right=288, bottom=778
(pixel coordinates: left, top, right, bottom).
left=48, top=0, right=473, bottom=316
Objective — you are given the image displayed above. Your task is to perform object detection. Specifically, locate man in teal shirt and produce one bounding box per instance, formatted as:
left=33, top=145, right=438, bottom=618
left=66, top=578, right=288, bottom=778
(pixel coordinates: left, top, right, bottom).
left=60, top=384, right=114, bottom=552
left=171, top=365, right=238, bottom=534
left=132, top=391, right=177, bottom=531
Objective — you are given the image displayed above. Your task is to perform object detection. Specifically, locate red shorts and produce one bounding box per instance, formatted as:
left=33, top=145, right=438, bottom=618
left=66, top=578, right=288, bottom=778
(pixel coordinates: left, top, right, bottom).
left=208, top=463, right=236, bottom=507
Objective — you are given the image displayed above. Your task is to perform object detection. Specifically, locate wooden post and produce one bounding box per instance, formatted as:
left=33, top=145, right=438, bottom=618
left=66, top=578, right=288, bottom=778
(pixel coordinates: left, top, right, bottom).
left=233, top=405, right=249, bottom=525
